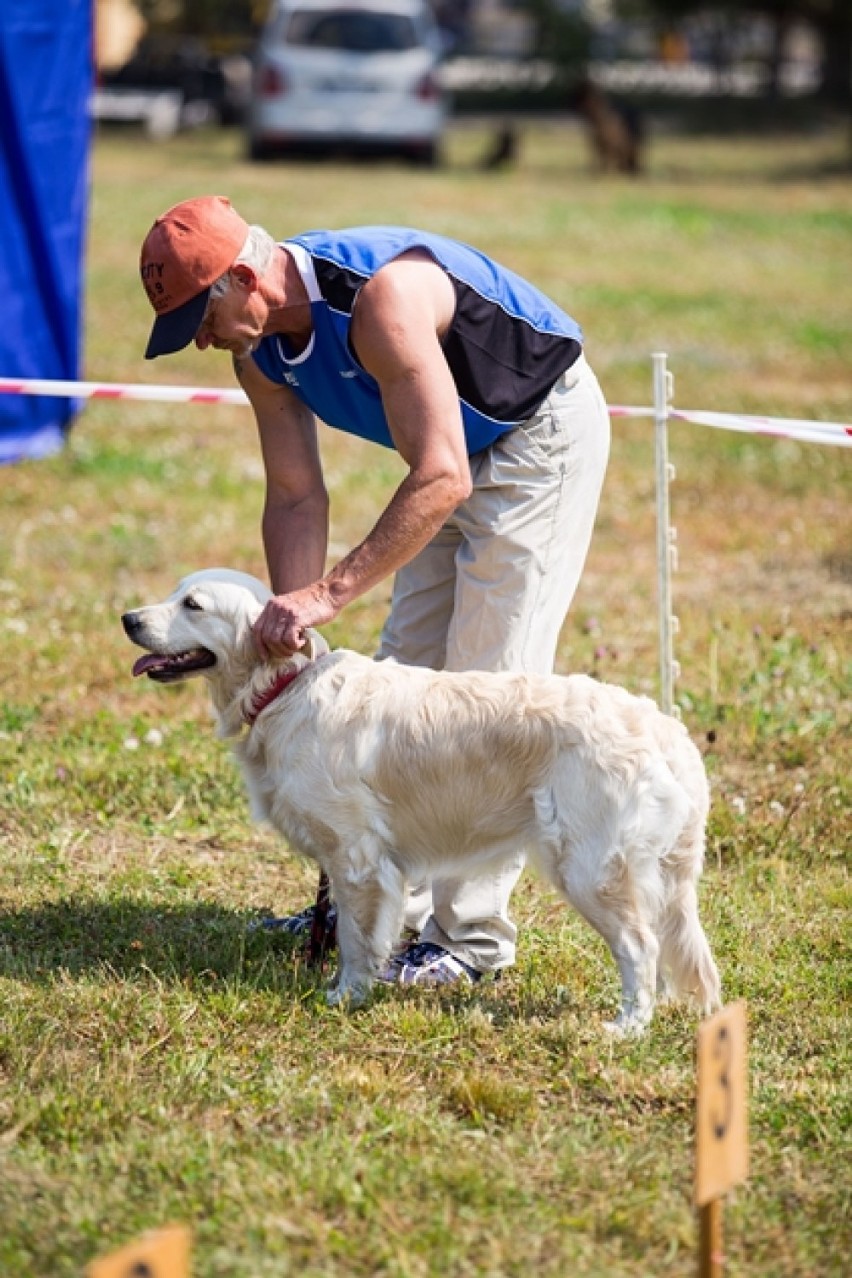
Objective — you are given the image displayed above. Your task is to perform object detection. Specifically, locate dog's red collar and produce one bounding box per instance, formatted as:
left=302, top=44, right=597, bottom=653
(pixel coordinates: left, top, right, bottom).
left=244, top=662, right=313, bottom=726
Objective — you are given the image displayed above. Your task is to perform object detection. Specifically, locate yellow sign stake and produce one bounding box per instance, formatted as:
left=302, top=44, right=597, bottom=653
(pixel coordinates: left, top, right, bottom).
left=86, top=1224, right=191, bottom=1278
left=695, top=1001, right=749, bottom=1276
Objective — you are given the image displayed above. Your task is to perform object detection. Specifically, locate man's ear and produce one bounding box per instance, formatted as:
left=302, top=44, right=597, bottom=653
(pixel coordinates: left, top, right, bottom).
left=231, top=263, right=258, bottom=292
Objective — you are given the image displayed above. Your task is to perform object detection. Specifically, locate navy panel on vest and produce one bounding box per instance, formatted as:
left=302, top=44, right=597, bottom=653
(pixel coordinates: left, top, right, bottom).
left=446, top=282, right=581, bottom=424
left=312, top=259, right=365, bottom=315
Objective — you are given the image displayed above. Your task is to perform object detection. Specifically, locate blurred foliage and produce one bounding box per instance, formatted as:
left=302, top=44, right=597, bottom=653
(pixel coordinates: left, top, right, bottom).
left=646, top=0, right=851, bottom=103
left=128, top=0, right=851, bottom=111
left=526, top=0, right=592, bottom=74
left=135, top=0, right=269, bottom=44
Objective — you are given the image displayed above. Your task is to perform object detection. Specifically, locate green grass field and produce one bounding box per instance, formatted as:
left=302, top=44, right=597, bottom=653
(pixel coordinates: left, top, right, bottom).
left=1, top=120, right=850, bottom=1276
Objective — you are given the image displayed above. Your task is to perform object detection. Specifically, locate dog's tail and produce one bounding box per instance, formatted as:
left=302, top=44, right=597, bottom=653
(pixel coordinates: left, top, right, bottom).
left=659, top=868, right=721, bottom=1013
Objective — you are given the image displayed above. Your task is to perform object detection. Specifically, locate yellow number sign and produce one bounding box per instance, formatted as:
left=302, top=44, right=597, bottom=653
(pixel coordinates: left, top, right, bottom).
left=695, top=1001, right=748, bottom=1207
left=86, top=1225, right=191, bottom=1278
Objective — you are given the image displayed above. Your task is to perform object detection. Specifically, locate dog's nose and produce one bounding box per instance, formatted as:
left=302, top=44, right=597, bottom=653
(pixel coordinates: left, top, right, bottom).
left=121, top=612, right=141, bottom=638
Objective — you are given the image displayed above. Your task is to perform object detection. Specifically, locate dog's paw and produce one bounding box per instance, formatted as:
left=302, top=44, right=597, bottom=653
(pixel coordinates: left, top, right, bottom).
left=603, top=1013, right=651, bottom=1039
left=326, top=981, right=370, bottom=1010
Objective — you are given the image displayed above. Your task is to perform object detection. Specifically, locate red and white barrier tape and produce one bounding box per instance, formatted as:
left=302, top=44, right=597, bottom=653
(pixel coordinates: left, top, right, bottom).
left=590, top=403, right=849, bottom=448
left=1, top=377, right=850, bottom=448
left=0, top=376, right=248, bottom=407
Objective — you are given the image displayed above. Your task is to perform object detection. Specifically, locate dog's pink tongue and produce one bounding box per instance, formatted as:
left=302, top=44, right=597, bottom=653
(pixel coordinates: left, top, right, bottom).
left=131, top=653, right=164, bottom=678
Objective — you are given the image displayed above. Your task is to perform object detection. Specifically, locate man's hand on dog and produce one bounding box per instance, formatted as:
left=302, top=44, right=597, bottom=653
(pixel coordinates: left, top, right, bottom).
left=253, top=584, right=336, bottom=659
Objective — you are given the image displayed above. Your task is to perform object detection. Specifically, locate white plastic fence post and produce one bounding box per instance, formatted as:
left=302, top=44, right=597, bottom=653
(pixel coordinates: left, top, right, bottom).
left=653, top=353, right=680, bottom=717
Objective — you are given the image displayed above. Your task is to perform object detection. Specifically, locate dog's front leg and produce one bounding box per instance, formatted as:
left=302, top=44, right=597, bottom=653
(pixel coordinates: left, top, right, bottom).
left=326, top=851, right=405, bottom=1009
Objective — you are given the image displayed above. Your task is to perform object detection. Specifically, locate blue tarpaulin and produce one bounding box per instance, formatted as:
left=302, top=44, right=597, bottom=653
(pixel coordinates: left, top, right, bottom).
left=0, top=0, right=91, bottom=463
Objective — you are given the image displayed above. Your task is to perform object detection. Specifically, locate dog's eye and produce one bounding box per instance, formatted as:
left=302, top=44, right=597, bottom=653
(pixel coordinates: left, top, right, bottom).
left=183, top=596, right=203, bottom=611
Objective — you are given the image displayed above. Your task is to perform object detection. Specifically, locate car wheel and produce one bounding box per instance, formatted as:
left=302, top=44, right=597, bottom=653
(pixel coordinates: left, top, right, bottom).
left=407, top=141, right=440, bottom=168
left=247, top=136, right=275, bottom=162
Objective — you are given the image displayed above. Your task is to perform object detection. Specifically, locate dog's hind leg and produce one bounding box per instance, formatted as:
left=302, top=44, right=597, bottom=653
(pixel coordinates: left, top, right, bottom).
left=659, top=878, right=721, bottom=1015
left=597, top=891, right=660, bottom=1036
left=548, top=759, right=697, bottom=1034
left=657, top=766, right=721, bottom=1015
left=326, top=846, right=406, bottom=1008
left=586, top=872, right=659, bottom=1033
left=659, top=862, right=721, bottom=1015
left=547, top=833, right=659, bottom=1036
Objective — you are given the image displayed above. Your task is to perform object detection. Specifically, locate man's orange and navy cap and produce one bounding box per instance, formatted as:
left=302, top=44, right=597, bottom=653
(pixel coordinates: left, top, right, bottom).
left=140, top=196, right=249, bottom=359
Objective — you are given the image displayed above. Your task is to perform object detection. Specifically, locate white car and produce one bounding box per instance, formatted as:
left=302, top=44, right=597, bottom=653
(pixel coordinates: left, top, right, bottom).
left=247, top=0, right=447, bottom=164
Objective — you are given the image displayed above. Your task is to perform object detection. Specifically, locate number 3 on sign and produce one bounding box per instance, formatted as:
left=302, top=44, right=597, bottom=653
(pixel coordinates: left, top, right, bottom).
left=86, top=1225, right=191, bottom=1278
left=695, top=1001, right=749, bottom=1207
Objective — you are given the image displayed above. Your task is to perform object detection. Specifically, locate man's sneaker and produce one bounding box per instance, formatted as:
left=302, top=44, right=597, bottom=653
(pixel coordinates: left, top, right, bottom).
left=378, top=941, right=483, bottom=988
left=251, top=902, right=338, bottom=942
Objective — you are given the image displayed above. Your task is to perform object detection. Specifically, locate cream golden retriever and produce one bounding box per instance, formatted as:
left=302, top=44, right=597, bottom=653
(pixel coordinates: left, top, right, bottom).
left=122, top=569, right=720, bottom=1034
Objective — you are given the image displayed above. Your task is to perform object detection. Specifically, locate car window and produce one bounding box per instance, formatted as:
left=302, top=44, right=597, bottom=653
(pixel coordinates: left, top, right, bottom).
left=284, top=10, right=418, bottom=53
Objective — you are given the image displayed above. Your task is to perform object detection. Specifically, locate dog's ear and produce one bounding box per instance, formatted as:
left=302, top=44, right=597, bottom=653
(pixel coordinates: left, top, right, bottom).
left=301, top=628, right=330, bottom=661
left=232, top=596, right=266, bottom=668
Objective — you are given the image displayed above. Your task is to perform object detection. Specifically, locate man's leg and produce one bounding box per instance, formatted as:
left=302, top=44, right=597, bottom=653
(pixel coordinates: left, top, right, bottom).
left=418, top=356, right=611, bottom=972
left=377, top=523, right=460, bottom=933
left=378, top=522, right=460, bottom=671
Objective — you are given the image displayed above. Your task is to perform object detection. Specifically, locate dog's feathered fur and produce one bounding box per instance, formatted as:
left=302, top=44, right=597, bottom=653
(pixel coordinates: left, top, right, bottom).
left=122, top=569, right=720, bottom=1033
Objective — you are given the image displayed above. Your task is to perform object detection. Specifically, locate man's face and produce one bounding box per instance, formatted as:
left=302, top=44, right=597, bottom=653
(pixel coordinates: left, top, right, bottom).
left=194, top=278, right=263, bottom=358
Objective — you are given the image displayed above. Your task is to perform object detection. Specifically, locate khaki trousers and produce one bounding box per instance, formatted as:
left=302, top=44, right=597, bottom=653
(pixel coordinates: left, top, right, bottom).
left=377, top=354, right=611, bottom=971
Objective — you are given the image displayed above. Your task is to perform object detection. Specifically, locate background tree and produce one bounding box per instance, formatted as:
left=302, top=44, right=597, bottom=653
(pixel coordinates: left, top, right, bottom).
left=640, top=0, right=850, bottom=106
left=525, top=0, right=593, bottom=87
left=134, top=0, right=265, bottom=47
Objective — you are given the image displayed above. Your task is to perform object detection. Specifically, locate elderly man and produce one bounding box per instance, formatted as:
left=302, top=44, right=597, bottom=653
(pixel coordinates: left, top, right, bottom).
left=140, top=195, right=610, bottom=988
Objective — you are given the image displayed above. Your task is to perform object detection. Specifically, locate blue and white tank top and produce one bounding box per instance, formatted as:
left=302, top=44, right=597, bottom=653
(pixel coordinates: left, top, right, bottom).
left=251, top=227, right=583, bottom=455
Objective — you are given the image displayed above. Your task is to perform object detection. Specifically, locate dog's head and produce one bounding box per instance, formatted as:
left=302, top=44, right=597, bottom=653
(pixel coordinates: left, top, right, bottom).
left=121, top=569, right=274, bottom=683
left=121, top=569, right=328, bottom=730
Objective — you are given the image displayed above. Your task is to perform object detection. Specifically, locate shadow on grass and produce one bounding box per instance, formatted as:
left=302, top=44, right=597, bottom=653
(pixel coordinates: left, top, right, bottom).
left=0, top=897, right=326, bottom=998
left=0, top=899, right=628, bottom=1028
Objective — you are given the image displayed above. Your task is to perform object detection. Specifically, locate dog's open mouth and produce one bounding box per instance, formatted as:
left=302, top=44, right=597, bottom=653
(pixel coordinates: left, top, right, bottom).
left=131, top=649, right=216, bottom=683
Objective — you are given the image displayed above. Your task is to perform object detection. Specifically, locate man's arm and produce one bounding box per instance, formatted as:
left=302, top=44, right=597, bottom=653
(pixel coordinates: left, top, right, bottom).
left=324, top=253, right=471, bottom=600
left=233, top=352, right=329, bottom=596
left=250, top=254, right=471, bottom=655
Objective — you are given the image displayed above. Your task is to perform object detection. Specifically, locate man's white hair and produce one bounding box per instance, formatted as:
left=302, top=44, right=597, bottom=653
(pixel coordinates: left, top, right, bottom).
left=208, top=224, right=277, bottom=298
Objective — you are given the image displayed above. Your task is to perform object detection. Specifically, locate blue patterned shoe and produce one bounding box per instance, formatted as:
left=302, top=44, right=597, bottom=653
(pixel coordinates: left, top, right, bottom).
left=251, top=902, right=337, bottom=941
left=378, top=941, right=484, bottom=987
